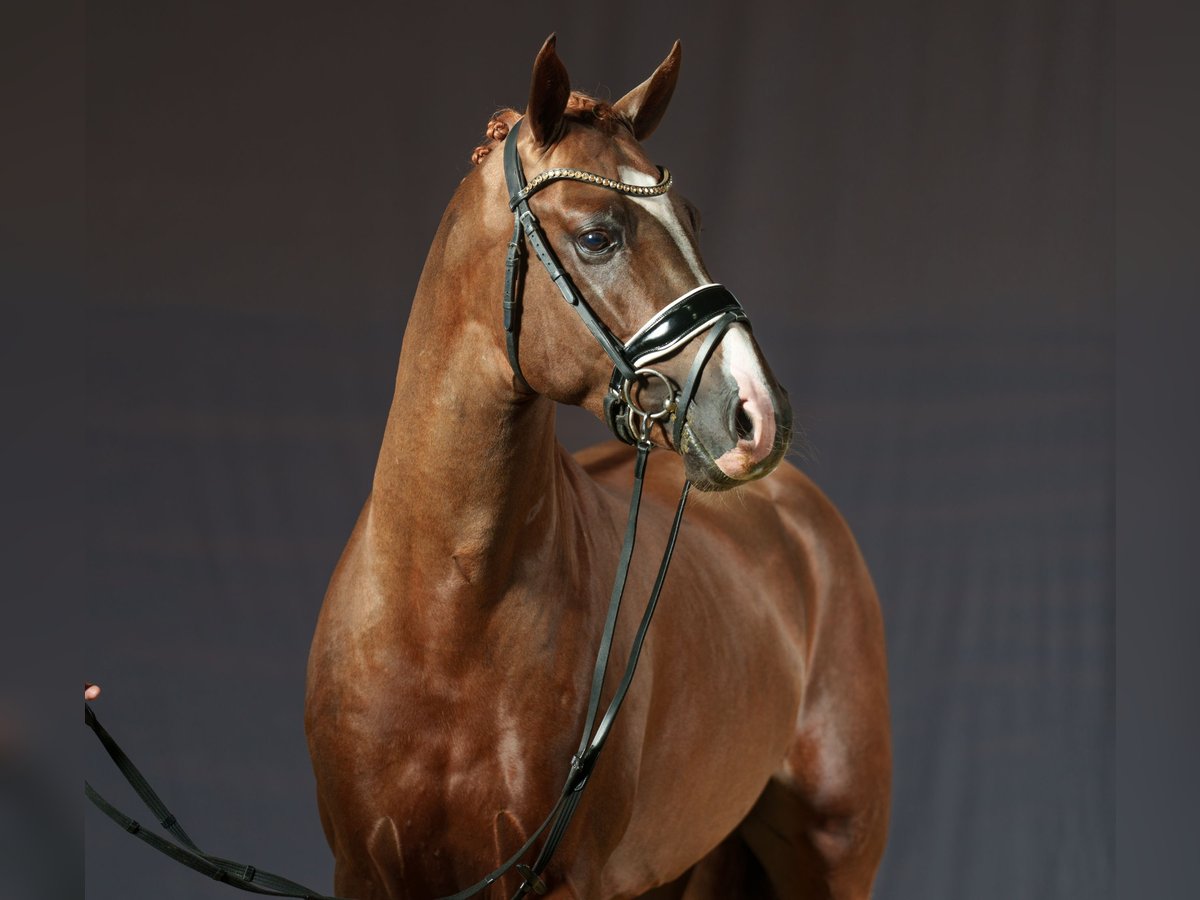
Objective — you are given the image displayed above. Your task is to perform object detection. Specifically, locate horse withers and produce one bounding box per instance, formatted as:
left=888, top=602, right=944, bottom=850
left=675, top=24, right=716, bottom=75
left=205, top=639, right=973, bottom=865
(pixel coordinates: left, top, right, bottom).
left=305, top=35, right=891, bottom=900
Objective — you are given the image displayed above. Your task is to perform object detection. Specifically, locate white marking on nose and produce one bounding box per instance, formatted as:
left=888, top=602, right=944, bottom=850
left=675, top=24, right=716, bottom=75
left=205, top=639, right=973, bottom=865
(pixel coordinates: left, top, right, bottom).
left=714, top=325, right=777, bottom=477
left=619, top=166, right=707, bottom=283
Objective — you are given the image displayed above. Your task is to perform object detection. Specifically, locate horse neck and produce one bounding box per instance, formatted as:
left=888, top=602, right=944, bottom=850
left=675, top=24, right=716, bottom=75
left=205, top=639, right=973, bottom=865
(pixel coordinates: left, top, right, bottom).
left=368, top=177, right=565, bottom=610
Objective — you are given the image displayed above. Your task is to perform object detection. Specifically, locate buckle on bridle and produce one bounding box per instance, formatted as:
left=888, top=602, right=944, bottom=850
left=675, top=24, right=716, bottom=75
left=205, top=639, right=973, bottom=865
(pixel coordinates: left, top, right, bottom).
left=515, top=864, right=548, bottom=895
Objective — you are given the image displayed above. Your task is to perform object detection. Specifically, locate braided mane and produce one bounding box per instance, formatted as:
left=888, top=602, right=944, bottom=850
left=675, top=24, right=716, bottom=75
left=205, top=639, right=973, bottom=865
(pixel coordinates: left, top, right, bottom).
left=470, top=92, right=632, bottom=165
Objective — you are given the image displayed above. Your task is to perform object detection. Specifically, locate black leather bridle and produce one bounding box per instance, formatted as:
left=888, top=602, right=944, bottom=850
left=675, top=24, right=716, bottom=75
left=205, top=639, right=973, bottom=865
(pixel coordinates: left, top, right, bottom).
left=84, top=118, right=755, bottom=900
left=501, top=120, right=749, bottom=448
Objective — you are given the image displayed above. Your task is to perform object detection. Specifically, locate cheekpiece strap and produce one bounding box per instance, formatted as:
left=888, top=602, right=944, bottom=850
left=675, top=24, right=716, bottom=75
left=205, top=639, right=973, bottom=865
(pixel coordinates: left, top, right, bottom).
left=502, top=121, right=641, bottom=385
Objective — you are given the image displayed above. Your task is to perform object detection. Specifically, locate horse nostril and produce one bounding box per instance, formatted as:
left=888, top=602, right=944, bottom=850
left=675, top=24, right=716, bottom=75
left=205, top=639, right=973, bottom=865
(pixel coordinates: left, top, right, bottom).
left=734, top=401, right=754, bottom=441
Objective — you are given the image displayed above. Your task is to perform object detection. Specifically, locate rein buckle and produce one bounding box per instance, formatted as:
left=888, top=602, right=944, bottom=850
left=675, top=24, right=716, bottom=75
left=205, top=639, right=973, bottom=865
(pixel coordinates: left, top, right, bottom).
left=515, top=865, right=548, bottom=895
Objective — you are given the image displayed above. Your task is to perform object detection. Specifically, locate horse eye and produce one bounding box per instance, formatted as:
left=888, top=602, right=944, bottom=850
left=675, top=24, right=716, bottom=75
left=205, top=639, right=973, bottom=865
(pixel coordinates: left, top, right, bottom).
left=576, top=229, right=614, bottom=254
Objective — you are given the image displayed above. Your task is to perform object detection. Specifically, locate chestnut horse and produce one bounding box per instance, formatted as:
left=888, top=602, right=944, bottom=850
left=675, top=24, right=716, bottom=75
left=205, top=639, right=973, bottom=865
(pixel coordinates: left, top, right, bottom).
left=305, top=36, right=890, bottom=900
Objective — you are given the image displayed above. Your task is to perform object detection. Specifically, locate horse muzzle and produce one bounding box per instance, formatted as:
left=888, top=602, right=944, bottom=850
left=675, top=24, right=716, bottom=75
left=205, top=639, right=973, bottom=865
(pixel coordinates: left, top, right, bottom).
left=674, top=329, right=793, bottom=491
left=598, top=287, right=792, bottom=491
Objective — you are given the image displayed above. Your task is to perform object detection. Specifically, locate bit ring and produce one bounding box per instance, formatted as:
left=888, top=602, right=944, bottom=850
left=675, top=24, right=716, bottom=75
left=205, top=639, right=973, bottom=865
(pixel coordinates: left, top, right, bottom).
left=621, top=368, right=677, bottom=422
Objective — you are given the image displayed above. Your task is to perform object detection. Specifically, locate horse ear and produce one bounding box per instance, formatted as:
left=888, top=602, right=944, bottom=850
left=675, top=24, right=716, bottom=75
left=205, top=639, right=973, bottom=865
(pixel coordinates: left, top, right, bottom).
left=614, top=40, right=682, bottom=141
left=526, top=33, right=571, bottom=147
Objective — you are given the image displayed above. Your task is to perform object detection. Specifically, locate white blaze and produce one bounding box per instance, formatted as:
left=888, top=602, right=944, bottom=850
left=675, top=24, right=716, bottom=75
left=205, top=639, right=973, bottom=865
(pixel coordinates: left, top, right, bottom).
left=619, top=166, right=707, bottom=282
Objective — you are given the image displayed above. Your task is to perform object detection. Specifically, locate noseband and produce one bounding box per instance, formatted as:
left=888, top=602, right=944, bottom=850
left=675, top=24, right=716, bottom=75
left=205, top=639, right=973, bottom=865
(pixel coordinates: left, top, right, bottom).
left=501, top=120, right=749, bottom=446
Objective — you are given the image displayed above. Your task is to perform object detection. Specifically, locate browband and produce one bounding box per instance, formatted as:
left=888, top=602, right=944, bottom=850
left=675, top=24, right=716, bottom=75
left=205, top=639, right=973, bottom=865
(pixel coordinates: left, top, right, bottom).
left=510, top=165, right=672, bottom=209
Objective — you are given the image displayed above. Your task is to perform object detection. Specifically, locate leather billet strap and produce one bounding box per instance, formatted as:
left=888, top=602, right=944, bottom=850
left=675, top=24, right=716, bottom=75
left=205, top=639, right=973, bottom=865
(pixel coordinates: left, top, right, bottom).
left=502, top=214, right=533, bottom=393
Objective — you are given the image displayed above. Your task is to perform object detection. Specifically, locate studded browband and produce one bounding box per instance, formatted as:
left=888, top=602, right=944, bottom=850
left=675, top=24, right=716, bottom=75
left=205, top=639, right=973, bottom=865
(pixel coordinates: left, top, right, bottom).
left=510, top=164, right=673, bottom=207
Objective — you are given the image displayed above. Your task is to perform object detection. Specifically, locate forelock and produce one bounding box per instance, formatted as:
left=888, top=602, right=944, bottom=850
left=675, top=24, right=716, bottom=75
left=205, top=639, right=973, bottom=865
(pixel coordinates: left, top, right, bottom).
left=563, top=92, right=633, bottom=134
left=469, top=92, right=633, bottom=166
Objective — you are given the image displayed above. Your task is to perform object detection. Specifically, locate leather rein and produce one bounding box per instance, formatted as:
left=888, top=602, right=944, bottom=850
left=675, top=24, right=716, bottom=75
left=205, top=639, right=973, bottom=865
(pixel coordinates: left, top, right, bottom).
left=84, top=118, right=752, bottom=900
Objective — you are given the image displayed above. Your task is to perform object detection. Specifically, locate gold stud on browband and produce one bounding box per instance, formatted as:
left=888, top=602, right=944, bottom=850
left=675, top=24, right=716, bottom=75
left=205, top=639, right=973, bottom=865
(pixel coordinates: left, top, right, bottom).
left=513, top=166, right=673, bottom=206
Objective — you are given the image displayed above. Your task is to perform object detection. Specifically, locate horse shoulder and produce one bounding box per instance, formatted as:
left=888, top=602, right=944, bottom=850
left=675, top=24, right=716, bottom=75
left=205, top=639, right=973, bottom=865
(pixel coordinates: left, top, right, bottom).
left=759, top=460, right=878, bottom=605
left=744, top=461, right=887, bottom=719
left=744, top=463, right=892, bottom=890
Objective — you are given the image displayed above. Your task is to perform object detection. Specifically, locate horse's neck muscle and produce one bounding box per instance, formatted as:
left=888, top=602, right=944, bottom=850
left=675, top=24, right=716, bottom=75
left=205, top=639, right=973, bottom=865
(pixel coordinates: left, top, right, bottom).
left=366, top=194, right=565, bottom=611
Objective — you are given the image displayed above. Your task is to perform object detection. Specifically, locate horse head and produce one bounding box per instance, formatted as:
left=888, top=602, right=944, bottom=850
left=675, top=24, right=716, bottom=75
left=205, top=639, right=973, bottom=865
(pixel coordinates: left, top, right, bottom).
left=472, top=35, right=792, bottom=492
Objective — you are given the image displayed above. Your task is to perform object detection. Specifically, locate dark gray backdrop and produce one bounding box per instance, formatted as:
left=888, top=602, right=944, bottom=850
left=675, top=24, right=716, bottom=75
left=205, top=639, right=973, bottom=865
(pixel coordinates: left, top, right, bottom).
left=84, top=2, right=1112, bottom=898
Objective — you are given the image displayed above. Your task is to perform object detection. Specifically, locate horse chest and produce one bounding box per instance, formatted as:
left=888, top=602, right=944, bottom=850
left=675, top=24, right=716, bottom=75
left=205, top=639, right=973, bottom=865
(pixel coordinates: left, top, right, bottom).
left=309, top=467, right=812, bottom=896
